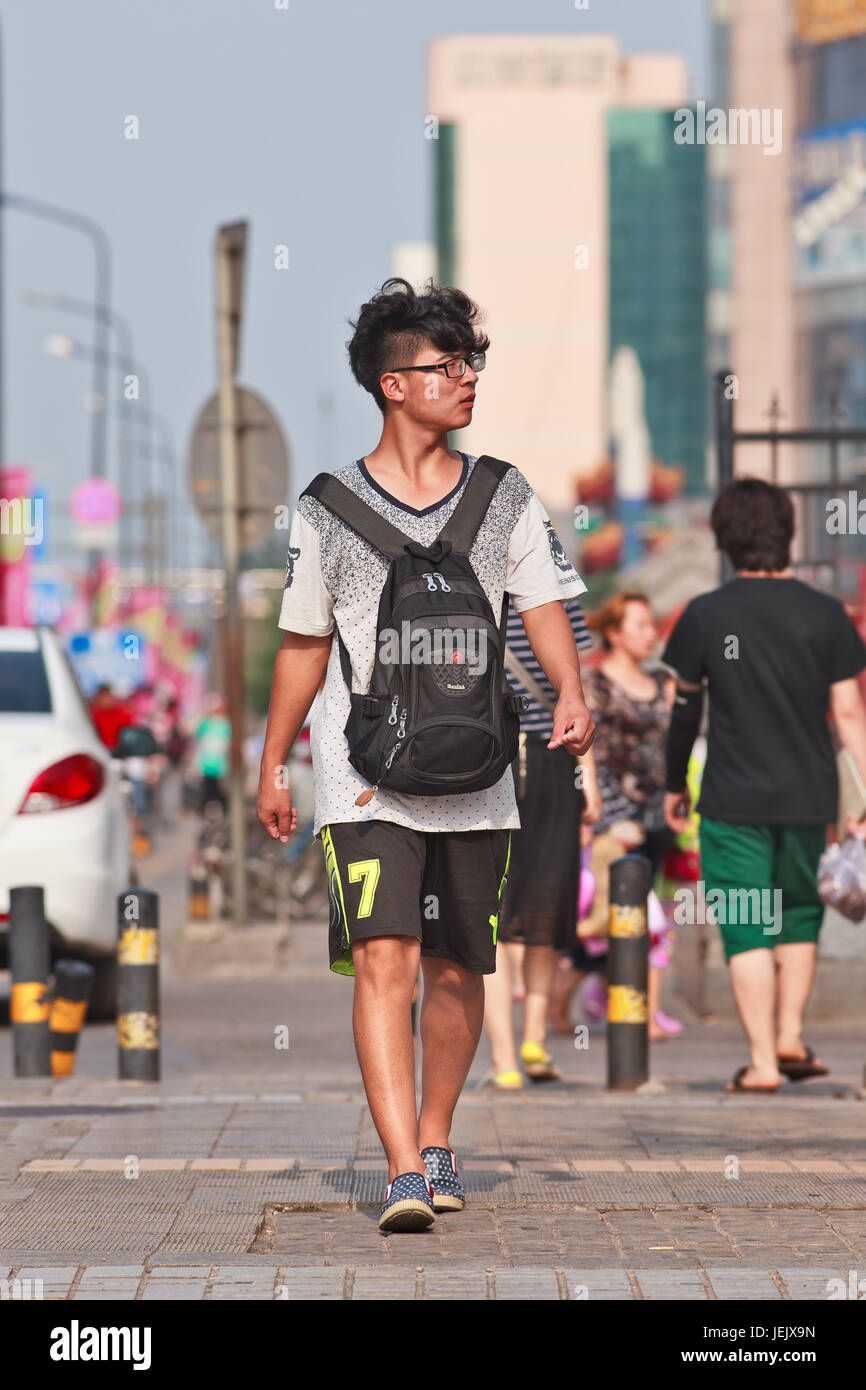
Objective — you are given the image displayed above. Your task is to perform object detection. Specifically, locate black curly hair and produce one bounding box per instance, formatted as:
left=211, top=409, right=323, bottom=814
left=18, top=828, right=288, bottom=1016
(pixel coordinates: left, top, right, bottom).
left=710, top=477, right=795, bottom=571
left=346, top=276, right=490, bottom=414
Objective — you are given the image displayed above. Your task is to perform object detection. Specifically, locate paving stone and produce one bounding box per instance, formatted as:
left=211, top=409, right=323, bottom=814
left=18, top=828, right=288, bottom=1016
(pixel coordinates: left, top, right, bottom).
left=75, top=1279, right=142, bottom=1289
left=209, top=1286, right=276, bottom=1300
left=352, top=1268, right=417, bottom=1299
left=73, top=1289, right=139, bottom=1301
left=563, top=1268, right=633, bottom=1300
left=16, top=1265, right=79, bottom=1281
left=634, top=1269, right=708, bottom=1300
left=493, top=1268, right=560, bottom=1300
left=422, top=1267, right=488, bottom=1300
left=776, top=1268, right=848, bottom=1299
left=275, top=1269, right=345, bottom=1299
left=706, top=1269, right=781, bottom=1300
left=141, top=1282, right=209, bottom=1299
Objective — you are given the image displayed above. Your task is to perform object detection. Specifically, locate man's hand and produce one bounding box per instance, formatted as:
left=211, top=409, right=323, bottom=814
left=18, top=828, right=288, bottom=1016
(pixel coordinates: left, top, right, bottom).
left=548, top=692, right=594, bottom=756
left=846, top=811, right=866, bottom=841
left=257, top=761, right=298, bottom=843
left=664, top=788, right=691, bottom=834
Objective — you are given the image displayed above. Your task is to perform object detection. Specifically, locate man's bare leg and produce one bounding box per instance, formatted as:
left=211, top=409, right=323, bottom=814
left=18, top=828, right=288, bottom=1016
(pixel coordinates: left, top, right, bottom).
left=352, top=935, right=425, bottom=1183
left=775, top=941, right=823, bottom=1065
left=417, top=956, right=485, bottom=1151
left=727, top=947, right=781, bottom=1086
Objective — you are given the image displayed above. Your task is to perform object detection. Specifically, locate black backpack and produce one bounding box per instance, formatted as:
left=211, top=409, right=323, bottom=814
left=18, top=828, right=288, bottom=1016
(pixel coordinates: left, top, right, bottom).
left=300, top=455, right=529, bottom=805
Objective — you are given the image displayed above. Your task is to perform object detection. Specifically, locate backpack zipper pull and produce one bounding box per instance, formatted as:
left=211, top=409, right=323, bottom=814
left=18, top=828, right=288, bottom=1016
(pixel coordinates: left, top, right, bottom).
left=354, top=784, right=378, bottom=806
left=397, top=708, right=407, bottom=738
left=388, top=696, right=399, bottom=725
left=385, top=741, right=402, bottom=769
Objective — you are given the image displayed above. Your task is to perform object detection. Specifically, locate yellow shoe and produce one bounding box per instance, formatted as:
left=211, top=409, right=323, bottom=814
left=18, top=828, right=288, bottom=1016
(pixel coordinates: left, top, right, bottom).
left=479, top=1068, right=523, bottom=1091
left=519, top=1041, right=561, bottom=1083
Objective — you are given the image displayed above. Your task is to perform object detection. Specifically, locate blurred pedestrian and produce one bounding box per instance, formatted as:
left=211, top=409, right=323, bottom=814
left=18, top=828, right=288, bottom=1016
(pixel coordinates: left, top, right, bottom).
left=662, top=478, right=866, bottom=1091
left=481, top=596, right=600, bottom=1087
left=194, top=693, right=231, bottom=812
left=576, top=591, right=683, bottom=1041
left=89, top=682, right=133, bottom=751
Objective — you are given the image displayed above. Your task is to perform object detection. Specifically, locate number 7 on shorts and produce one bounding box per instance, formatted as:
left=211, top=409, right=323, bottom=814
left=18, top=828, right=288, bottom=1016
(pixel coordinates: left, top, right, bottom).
left=347, top=858, right=381, bottom=918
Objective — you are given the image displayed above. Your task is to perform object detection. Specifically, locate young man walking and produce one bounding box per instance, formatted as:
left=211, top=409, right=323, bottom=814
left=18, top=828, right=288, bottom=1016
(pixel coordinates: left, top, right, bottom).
left=257, top=278, right=594, bottom=1231
left=662, top=478, right=866, bottom=1093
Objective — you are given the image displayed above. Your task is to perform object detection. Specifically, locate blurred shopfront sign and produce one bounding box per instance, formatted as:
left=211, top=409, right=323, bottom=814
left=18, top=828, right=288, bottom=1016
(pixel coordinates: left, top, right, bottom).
left=0, top=464, right=36, bottom=625
left=796, top=0, right=866, bottom=46
left=794, top=119, right=866, bottom=276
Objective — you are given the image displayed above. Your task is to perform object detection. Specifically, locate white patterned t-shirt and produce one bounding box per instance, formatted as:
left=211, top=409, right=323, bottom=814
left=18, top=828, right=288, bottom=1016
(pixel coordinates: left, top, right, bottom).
left=277, top=452, right=588, bottom=836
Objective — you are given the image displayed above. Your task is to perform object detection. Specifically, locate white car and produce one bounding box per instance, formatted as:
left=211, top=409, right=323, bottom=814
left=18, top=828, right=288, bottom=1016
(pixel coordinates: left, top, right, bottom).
left=0, top=626, right=135, bottom=1019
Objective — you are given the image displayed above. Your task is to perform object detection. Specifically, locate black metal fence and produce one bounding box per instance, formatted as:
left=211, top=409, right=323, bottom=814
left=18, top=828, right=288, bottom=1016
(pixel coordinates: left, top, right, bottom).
left=715, top=367, right=866, bottom=595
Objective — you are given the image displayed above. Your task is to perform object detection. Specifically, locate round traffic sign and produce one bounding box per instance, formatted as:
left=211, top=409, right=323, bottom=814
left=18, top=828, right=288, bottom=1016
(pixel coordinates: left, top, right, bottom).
left=186, top=387, right=291, bottom=550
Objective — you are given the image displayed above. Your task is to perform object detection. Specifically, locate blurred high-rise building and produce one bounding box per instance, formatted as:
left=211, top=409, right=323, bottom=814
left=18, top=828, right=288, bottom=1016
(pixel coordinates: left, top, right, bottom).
left=708, top=0, right=796, bottom=478
left=710, top=0, right=866, bottom=469
left=792, top=1, right=866, bottom=427
left=427, top=34, right=706, bottom=525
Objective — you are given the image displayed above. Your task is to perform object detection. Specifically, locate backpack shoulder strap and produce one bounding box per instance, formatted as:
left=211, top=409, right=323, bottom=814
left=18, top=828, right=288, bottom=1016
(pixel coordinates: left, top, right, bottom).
left=503, top=644, right=556, bottom=715
left=301, top=473, right=411, bottom=561
left=437, top=455, right=512, bottom=555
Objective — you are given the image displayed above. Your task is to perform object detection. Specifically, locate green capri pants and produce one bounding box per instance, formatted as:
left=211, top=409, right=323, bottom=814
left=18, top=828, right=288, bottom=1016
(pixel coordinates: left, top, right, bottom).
left=698, top=817, right=826, bottom=961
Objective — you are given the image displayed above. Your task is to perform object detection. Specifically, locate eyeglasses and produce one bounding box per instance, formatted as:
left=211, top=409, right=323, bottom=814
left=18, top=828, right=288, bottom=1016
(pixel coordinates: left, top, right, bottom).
left=391, top=350, right=486, bottom=379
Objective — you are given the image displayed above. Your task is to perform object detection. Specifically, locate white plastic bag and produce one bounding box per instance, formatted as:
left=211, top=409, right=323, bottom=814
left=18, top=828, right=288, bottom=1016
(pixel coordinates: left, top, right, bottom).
left=817, top=837, right=866, bottom=923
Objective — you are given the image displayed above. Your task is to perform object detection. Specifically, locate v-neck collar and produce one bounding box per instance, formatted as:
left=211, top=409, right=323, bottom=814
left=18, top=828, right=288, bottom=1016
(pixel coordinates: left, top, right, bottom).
left=356, top=453, right=470, bottom=516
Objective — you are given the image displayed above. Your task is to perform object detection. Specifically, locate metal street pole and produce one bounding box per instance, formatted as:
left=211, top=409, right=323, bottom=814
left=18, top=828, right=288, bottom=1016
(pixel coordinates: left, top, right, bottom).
left=42, top=336, right=156, bottom=599
left=22, top=291, right=138, bottom=562
left=216, top=222, right=248, bottom=929
left=715, top=368, right=735, bottom=585
left=0, top=17, right=5, bottom=474
left=3, top=192, right=112, bottom=606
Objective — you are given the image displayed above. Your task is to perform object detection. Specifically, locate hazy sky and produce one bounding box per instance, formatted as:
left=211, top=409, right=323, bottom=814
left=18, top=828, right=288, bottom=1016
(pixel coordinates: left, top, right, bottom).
left=3, top=0, right=707, bottom=564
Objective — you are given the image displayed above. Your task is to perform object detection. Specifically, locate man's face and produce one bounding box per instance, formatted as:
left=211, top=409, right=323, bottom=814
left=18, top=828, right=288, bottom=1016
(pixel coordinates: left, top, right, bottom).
left=383, top=337, right=479, bottom=430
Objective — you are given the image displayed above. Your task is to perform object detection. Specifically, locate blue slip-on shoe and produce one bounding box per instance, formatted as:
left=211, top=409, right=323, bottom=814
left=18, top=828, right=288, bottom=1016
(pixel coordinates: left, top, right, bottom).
left=378, top=1170, right=436, bottom=1233
left=421, top=1145, right=465, bottom=1212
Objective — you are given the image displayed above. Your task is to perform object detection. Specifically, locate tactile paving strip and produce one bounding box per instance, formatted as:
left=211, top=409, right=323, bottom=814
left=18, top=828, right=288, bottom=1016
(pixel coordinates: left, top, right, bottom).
left=0, top=1172, right=283, bottom=1256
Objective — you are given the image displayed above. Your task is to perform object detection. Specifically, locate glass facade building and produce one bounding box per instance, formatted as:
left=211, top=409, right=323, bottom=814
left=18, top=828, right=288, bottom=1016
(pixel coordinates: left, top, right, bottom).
left=794, top=30, right=866, bottom=425
left=607, top=109, right=707, bottom=493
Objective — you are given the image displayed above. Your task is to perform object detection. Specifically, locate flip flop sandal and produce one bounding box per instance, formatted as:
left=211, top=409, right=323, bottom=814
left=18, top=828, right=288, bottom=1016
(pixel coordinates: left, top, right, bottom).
left=776, top=1047, right=829, bottom=1082
left=520, top=1041, right=561, bottom=1083
left=724, top=1065, right=780, bottom=1094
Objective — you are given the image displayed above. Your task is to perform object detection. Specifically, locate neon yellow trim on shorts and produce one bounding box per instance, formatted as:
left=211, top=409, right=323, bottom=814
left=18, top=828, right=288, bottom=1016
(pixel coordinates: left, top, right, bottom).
left=491, top=829, right=512, bottom=946
left=321, top=824, right=354, bottom=976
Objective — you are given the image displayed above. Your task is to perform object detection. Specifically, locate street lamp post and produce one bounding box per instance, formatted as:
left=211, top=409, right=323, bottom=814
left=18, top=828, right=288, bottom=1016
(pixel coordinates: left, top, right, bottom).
left=22, top=289, right=138, bottom=556
left=4, top=195, right=112, bottom=480
left=43, top=335, right=157, bottom=589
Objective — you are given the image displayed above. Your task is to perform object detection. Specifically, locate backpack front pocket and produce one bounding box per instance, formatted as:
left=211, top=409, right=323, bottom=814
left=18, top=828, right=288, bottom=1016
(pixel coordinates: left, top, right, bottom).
left=381, top=715, right=500, bottom=787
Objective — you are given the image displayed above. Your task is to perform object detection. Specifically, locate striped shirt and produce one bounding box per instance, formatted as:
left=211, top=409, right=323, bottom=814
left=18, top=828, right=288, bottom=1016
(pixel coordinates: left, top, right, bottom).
left=504, top=596, right=593, bottom=741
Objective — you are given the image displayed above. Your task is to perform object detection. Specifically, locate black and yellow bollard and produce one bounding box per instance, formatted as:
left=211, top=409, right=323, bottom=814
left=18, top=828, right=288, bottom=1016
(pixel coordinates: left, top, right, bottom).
left=117, top=888, right=160, bottom=1081
left=606, top=854, right=651, bottom=1091
left=188, top=853, right=210, bottom=920
left=49, top=960, right=94, bottom=1077
left=9, top=885, right=51, bottom=1076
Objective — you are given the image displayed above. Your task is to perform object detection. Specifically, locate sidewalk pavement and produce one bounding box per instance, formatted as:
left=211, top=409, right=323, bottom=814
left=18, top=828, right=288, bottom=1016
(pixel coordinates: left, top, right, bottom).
left=1, top=917, right=865, bottom=1300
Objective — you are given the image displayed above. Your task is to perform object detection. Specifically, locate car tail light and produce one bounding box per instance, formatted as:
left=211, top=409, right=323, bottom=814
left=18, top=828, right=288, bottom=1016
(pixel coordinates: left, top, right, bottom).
left=17, top=753, right=105, bottom=814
